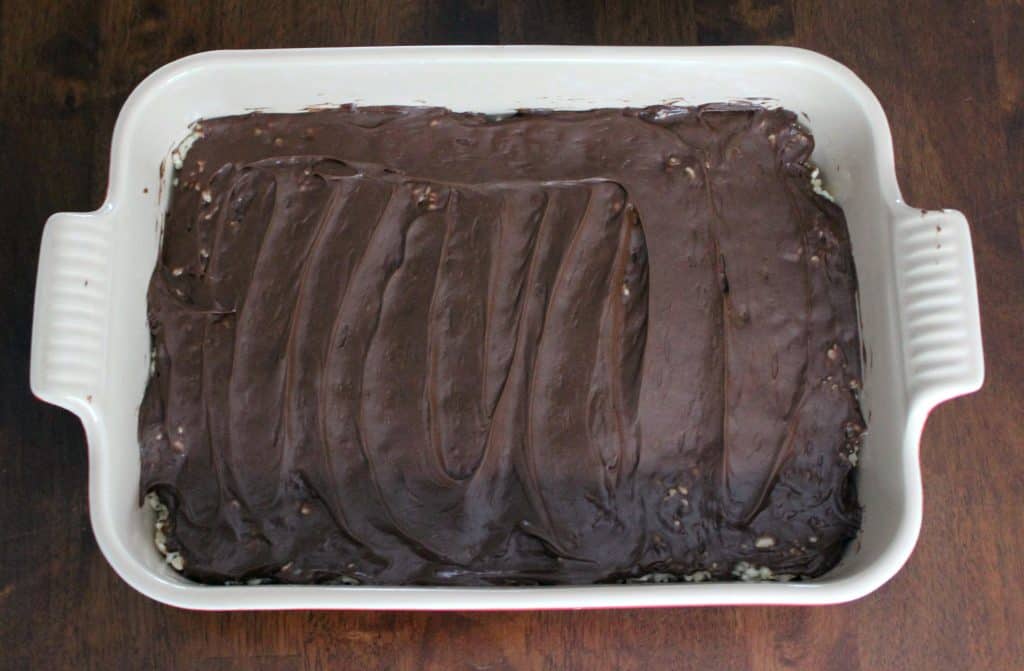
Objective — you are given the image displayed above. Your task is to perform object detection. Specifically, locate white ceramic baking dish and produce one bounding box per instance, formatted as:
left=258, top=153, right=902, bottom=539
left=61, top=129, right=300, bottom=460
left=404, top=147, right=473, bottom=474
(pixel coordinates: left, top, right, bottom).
left=31, top=46, right=983, bottom=610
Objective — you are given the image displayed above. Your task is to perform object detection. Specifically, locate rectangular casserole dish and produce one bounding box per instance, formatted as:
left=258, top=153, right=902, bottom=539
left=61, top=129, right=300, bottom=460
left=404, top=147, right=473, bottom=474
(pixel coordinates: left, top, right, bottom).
left=30, top=46, right=984, bottom=610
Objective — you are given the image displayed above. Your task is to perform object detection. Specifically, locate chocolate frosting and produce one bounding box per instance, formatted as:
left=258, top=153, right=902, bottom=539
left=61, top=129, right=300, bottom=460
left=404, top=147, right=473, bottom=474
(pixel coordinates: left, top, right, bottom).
left=140, top=105, right=863, bottom=585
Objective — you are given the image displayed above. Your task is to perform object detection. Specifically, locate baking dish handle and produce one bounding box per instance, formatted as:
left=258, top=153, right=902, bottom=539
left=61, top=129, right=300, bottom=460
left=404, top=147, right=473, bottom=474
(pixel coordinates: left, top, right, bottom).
left=894, top=207, right=984, bottom=414
left=30, top=210, right=114, bottom=413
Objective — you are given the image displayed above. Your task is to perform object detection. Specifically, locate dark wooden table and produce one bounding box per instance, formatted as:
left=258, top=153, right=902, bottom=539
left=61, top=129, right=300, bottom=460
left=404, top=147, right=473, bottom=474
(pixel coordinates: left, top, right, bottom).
left=3, top=1, right=1022, bottom=669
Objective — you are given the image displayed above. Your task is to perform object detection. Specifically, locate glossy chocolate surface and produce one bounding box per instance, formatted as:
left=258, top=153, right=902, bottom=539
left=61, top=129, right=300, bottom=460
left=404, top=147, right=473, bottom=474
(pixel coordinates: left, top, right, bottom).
left=140, top=105, right=863, bottom=585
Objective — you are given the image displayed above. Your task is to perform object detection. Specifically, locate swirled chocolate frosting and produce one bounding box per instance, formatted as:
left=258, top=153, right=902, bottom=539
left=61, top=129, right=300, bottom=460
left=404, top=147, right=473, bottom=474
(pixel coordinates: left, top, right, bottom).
left=139, top=105, right=863, bottom=585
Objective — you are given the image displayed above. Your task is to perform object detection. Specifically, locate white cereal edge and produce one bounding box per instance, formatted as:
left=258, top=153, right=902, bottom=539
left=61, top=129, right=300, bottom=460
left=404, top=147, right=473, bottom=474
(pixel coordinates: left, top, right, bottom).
left=628, top=570, right=712, bottom=584
left=172, top=126, right=204, bottom=168
left=732, top=561, right=795, bottom=583
left=146, top=492, right=184, bottom=571
left=810, top=167, right=836, bottom=203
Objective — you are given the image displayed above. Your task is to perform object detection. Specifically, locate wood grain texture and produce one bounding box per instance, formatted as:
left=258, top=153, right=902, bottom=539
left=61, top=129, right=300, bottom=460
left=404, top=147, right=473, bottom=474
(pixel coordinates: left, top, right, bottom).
left=1, top=1, right=1021, bottom=669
